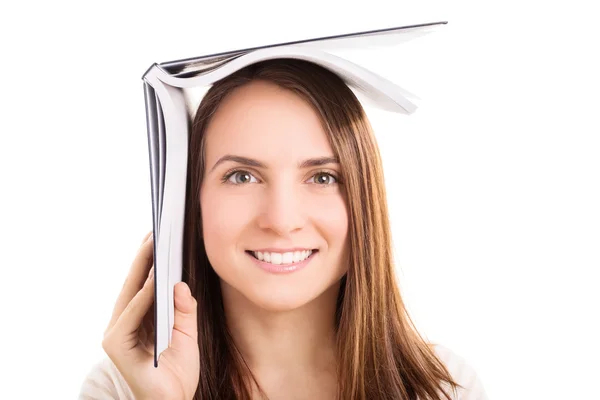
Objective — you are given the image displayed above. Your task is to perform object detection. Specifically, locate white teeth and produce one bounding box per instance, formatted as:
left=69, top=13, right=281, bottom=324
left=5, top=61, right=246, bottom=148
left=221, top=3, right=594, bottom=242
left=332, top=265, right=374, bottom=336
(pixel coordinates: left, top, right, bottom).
left=293, top=251, right=302, bottom=263
left=253, top=250, right=313, bottom=265
left=271, top=253, right=283, bottom=265
left=281, top=252, right=292, bottom=264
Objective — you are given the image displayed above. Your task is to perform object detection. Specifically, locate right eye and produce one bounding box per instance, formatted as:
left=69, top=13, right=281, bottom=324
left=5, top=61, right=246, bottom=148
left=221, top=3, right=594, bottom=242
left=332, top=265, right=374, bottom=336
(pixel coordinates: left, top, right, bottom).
left=223, top=170, right=259, bottom=185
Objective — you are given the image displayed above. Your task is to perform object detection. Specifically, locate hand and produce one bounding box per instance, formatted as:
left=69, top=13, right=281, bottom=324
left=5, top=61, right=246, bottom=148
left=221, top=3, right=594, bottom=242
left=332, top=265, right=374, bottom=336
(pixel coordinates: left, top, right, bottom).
left=102, top=232, right=200, bottom=400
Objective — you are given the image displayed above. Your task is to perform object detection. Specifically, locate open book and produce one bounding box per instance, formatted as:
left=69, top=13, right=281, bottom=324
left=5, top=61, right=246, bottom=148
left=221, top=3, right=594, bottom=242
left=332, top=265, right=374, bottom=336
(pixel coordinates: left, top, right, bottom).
left=142, top=20, right=447, bottom=367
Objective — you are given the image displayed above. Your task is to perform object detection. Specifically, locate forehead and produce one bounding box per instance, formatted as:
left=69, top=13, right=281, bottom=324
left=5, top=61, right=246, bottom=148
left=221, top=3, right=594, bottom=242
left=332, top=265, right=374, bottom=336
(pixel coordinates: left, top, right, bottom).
left=203, top=80, right=334, bottom=164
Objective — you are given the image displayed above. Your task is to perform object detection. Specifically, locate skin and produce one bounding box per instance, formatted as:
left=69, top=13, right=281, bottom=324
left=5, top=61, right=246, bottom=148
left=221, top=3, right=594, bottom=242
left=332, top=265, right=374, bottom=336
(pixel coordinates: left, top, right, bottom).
left=102, top=232, right=200, bottom=400
left=201, top=80, right=349, bottom=398
left=103, top=80, right=349, bottom=400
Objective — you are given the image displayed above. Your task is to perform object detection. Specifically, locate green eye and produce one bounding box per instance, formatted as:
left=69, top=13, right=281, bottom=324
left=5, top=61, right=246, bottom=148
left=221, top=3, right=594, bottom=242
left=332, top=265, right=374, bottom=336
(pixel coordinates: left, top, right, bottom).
left=225, top=170, right=258, bottom=184
left=311, top=172, right=338, bottom=185
left=222, top=170, right=340, bottom=185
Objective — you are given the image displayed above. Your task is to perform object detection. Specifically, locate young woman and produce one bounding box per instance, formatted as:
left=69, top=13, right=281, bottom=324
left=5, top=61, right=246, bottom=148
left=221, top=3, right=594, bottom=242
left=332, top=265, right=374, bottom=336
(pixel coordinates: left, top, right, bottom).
left=80, top=59, right=487, bottom=400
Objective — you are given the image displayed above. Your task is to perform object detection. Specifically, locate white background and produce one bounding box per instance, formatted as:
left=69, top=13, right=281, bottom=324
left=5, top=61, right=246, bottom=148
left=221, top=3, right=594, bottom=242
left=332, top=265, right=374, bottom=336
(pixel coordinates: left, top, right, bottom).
left=1, top=1, right=598, bottom=399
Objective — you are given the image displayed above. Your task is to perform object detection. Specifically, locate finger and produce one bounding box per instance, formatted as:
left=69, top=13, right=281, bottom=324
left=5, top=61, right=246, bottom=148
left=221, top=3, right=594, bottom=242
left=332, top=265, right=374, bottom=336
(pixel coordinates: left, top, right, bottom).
left=140, top=230, right=153, bottom=245
left=171, top=282, right=198, bottom=349
left=106, top=234, right=154, bottom=333
left=106, top=268, right=155, bottom=355
left=138, top=291, right=155, bottom=352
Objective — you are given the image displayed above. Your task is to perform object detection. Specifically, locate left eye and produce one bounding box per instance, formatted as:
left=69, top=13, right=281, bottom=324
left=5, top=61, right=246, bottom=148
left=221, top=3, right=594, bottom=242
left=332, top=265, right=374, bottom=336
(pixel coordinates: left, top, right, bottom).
left=309, top=172, right=337, bottom=185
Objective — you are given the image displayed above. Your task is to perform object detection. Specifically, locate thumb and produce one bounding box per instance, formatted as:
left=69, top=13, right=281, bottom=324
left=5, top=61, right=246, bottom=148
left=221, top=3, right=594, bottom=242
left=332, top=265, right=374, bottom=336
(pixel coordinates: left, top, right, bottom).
left=171, top=282, right=198, bottom=348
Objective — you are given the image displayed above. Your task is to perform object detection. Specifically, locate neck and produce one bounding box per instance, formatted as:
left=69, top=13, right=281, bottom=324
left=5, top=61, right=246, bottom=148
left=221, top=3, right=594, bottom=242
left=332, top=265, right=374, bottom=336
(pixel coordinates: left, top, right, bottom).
left=222, top=281, right=340, bottom=377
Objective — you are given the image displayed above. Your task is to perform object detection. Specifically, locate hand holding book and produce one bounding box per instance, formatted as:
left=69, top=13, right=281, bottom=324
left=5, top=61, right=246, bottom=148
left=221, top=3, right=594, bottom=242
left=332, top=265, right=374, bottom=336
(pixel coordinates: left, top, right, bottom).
left=101, top=232, right=200, bottom=400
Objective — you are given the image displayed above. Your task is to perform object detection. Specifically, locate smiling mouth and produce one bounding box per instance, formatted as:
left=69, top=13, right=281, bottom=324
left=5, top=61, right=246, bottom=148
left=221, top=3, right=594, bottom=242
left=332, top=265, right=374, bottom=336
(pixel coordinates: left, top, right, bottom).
left=245, top=249, right=319, bottom=265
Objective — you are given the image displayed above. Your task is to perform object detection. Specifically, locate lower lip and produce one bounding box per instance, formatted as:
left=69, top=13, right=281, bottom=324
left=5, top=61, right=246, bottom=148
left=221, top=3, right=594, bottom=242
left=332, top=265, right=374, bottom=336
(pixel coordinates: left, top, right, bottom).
left=246, top=250, right=318, bottom=274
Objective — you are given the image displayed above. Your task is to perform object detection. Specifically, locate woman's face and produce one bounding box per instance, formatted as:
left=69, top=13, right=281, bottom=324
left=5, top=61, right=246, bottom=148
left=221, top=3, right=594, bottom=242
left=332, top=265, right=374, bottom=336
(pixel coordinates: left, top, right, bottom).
left=200, top=80, right=349, bottom=312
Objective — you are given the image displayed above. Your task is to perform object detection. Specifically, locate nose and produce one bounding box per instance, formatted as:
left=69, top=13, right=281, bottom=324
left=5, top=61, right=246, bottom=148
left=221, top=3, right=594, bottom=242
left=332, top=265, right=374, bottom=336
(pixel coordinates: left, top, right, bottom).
left=257, top=180, right=305, bottom=237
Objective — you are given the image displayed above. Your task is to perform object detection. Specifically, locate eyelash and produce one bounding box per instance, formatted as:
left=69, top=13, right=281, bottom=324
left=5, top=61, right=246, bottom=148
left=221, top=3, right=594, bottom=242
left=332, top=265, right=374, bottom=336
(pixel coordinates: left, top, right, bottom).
left=221, top=169, right=342, bottom=186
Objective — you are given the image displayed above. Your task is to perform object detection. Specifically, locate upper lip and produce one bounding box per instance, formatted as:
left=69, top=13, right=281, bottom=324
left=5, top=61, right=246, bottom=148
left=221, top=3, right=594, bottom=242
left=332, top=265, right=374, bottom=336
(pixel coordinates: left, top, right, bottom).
left=248, top=248, right=317, bottom=253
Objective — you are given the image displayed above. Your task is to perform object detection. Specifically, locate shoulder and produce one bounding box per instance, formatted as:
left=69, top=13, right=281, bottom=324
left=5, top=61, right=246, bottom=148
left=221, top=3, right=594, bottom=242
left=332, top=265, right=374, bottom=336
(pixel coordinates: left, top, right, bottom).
left=78, top=358, right=135, bottom=400
left=432, top=344, right=489, bottom=400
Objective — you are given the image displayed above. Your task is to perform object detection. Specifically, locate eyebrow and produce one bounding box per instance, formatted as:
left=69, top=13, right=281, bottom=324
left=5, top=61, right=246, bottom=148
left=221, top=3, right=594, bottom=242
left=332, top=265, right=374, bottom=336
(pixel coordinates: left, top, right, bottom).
left=209, top=154, right=339, bottom=173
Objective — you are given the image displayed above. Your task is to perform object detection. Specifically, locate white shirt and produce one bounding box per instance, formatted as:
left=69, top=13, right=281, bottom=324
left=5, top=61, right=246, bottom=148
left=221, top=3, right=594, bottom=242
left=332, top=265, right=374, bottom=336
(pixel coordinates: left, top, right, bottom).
left=78, top=344, right=488, bottom=399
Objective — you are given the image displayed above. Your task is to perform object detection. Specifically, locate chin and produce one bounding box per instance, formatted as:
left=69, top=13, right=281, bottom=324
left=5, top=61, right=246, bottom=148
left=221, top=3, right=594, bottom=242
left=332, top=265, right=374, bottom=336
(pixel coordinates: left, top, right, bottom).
left=220, top=277, right=341, bottom=313
left=244, top=284, right=324, bottom=312
left=215, top=252, right=347, bottom=313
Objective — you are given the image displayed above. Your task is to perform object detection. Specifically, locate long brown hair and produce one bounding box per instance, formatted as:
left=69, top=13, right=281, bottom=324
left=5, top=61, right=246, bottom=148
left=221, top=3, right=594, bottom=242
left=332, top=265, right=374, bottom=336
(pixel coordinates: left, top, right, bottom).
left=182, top=59, right=460, bottom=399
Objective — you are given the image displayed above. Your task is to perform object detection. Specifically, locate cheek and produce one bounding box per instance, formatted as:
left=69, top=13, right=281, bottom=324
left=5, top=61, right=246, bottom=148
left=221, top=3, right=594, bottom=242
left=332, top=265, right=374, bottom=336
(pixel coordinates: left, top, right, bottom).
left=200, top=190, right=254, bottom=259
left=312, top=194, right=349, bottom=249
left=201, top=186, right=349, bottom=255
